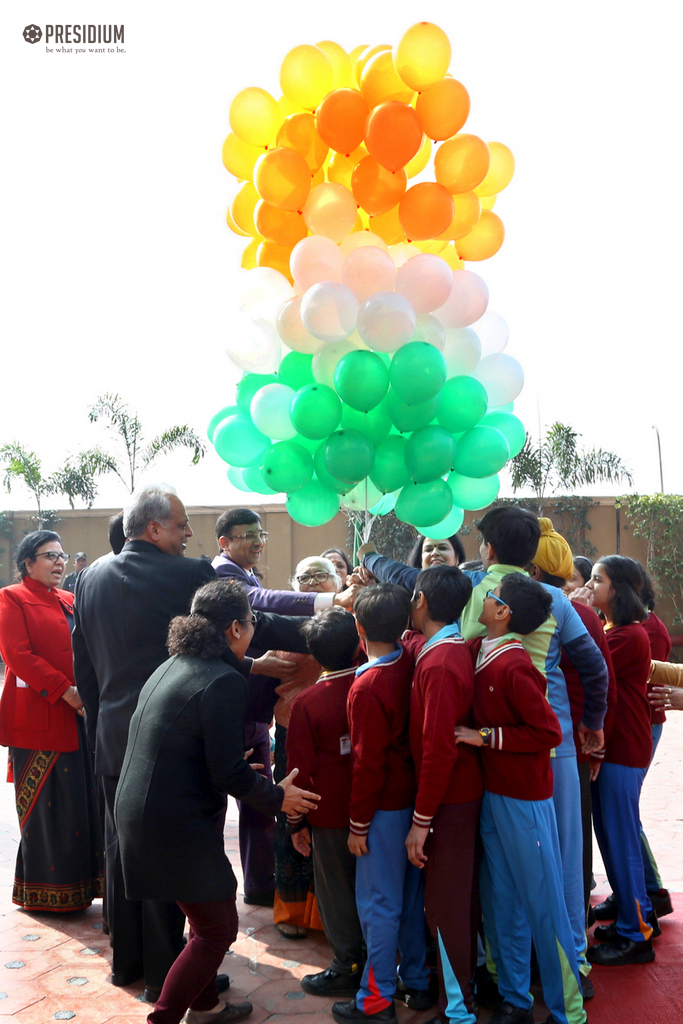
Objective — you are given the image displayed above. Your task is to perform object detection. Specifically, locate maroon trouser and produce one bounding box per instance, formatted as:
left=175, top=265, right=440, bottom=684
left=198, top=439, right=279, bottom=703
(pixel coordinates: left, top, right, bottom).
left=424, top=799, right=481, bottom=1020
left=148, top=898, right=239, bottom=1024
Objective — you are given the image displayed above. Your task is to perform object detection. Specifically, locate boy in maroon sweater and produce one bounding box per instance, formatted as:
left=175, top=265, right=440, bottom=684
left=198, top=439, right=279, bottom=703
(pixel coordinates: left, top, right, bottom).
left=401, top=565, right=482, bottom=1024
left=455, top=574, right=586, bottom=1024
left=332, top=584, right=429, bottom=1024
left=285, top=608, right=365, bottom=998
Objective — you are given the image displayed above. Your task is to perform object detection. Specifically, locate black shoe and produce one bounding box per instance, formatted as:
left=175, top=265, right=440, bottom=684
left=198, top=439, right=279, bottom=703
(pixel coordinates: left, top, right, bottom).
left=144, top=974, right=231, bottom=1003
left=243, top=890, right=275, bottom=907
left=592, top=893, right=618, bottom=921
left=332, top=997, right=398, bottom=1024
left=586, top=906, right=596, bottom=927
left=393, top=978, right=432, bottom=1010
left=587, top=936, right=654, bottom=966
left=580, top=974, right=594, bottom=1000
left=301, top=967, right=363, bottom=997
left=473, top=965, right=503, bottom=1012
left=185, top=1002, right=252, bottom=1024
left=648, top=888, right=674, bottom=918
left=594, top=910, right=660, bottom=942
left=110, top=969, right=143, bottom=987
left=488, top=1001, right=534, bottom=1024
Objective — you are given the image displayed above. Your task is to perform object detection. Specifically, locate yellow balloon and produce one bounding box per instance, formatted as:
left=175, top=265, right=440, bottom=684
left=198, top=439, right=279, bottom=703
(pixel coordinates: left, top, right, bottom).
left=280, top=45, right=333, bottom=112
left=222, top=134, right=263, bottom=181
left=317, top=40, right=352, bottom=88
left=456, top=210, right=505, bottom=261
left=241, top=237, right=261, bottom=269
left=393, top=23, right=452, bottom=91
left=278, top=94, right=304, bottom=118
left=303, top=182, right=358, bottom=242
left=413, top=238, right=448, bottom=254
left=340, top=230, right=389, bottom=257
left=388, top=242, right=422, bottom=267
left=405, top=135, right=432, bottom=178
left=479, top=194, right=497, bottom=210
left=327, top=147, right=366, bottom=190
left=229, top=87, right=280, bottom=148
left=226, top=207, right=250, bottom=237
left=368, top=206, right=404, bottom=245
left=311, top=167, right=326, bottom=187
left=434, top=134, right=491, bottom=194
left=474, top=142, right=515, bottom=197
left=360, top=50, right=414, bottom=108
left=255, top=147, right=312, bottom=212
left=257, top=241, right=294, bottom=283
left=354, top=44, right=391, bottom=86
left=276, top=113, right=328, bottom=172
left=440, top=243, right=465, bottom=270
left=231, top=181, right=260, bottom=235
left=438, top=191, right=482, bottom=240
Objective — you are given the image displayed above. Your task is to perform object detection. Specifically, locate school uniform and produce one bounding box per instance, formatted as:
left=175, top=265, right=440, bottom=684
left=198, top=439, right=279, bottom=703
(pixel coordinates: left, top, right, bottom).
left=639, top=612, right=672, bottom=894
left=471, top=635, right=585, bottom=1024
left=286, top=668, right=364, bottom=974
left=403, top=627, right=482, bottom=1024
left=347, top=646, right=429, bottom=1014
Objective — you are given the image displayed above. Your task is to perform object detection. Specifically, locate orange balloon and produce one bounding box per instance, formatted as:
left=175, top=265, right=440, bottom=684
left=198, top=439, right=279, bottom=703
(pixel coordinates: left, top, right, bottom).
left=257, top=241, right=294, bottom=283
left=255, top=201, right=308, bottom=247
left=352, top=155, right=407, bottom=216
left=398, top=182, right=454, bottom=241
left=437, top=191, right=482, bottom=240
left=254, top=147, right=311, bottom=212
left=365, top=101, right=423, bottom=173
left=368, top=206, right=404, bottom=245
left=327, top=147, right=366, bottom=189
left=360, top=50, right=414, bottom=108
left=276, top=113, right=328, bottom=173
left=456, top=210, right=505, bottom=261
left=434, top=134, right=491, bottom=194
left=315, top=89, right=370, bottom=155
left=416, top=78, right=470, bottom=141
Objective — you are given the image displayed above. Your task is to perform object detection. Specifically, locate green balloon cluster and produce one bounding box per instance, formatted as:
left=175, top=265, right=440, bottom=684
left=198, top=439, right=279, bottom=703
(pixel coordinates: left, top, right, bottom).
left=209, top=338, right=527, bottom=529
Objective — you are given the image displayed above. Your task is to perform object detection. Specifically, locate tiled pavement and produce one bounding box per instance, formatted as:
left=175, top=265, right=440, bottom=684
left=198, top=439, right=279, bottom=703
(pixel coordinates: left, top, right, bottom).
left=0, top=712, right=681, bottom=1024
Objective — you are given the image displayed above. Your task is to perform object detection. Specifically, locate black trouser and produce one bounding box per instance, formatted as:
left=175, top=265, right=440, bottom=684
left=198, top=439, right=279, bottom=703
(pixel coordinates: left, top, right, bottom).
left=311, top=825, right=364, bottom=972
left=101, top=774, right=186, bottom=988
left=577, top=760, right=593, bottom=917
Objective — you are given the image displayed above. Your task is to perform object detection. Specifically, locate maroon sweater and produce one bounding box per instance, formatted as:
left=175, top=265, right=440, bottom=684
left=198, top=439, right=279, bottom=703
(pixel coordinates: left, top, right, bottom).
left=470, top=637, right=563, bottom=801
left=347, top=645, right=416, bottom=836
left=604, top=623, right=652, bottom=768
left=561, top=601, right=617, bottom=763
left=642, top=613, right=672, bottom=726
left=402, top=629, right=483, bottom=827
left=286, top=667, right=356, bottom=830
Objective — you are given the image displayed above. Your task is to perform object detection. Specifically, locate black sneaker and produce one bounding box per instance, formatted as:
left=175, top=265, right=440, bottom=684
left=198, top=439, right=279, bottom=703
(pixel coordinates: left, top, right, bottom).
left=393, top=978, right=432, bottom=1010
left=587, top=936, right=654, bottom=966
left=473, top=964, right=503, bottom=1012
left=594, top=910, right=660, bottom=942
left=332, top=997, right=397, bottom=1024
left=648, top=888, right=674, bottom=918
left=488, top=1001, right=534, bottom=1024
left=301, top=967, right=363, bottom=998
left=242, top=890, right=275, bottom=907
left=580, top=974, right=594, bottom=1000
left=592, top=893, right=618, bottom=921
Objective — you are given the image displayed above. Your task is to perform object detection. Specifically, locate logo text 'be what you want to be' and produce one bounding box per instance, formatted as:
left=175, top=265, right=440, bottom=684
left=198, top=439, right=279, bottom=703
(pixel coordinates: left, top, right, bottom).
left=23, top=24, right=125, bottom=53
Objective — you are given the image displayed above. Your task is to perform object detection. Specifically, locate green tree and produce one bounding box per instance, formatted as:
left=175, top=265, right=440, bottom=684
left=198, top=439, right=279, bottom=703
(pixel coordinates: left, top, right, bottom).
left=0, top=443, right=114, bottom=527
left=88, top=393, right=206, bottom=493
left=510, top=422, right=633, bottom=515
left=618, top=493, right=683, bottom=630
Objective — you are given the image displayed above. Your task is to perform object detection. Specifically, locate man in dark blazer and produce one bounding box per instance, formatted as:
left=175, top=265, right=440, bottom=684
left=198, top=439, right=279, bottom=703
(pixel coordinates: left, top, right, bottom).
left=72, top=485, right=216, bottom=999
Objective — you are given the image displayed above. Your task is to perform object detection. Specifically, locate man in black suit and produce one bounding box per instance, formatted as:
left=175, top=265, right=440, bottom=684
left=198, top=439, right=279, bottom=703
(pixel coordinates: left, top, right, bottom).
left=72, top=485, right=216, bottom=999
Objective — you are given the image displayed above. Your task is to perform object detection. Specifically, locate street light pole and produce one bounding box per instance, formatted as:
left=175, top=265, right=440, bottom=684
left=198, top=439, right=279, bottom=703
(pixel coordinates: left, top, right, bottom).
left=652, top=425, right=664, bottom=493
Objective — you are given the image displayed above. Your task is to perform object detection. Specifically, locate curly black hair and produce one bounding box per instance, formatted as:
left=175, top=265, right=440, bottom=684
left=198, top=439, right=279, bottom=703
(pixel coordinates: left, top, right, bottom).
left=167, top=579, right=251, bottom=658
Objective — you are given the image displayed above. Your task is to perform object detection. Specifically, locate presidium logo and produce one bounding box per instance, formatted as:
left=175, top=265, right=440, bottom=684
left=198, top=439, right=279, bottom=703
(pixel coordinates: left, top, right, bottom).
left=23, top=24, right=42, bottom=43
left=22, top=24, right=125, bottom=48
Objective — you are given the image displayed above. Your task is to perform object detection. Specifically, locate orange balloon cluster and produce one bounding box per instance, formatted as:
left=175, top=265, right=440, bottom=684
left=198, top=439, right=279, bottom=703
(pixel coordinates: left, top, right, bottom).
left=222, top=22, right=515, bottom=280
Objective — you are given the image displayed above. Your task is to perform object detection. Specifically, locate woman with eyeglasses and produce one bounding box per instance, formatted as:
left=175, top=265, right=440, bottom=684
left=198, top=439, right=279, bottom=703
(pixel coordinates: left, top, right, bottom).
left=0, top=531, right=103, bottom=912
left=271, top=556, right=344, bottom=938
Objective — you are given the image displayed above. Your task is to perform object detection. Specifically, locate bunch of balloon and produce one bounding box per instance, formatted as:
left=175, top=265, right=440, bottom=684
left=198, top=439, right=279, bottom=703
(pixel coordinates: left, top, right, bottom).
left=210, top=22, right=526, bottom=532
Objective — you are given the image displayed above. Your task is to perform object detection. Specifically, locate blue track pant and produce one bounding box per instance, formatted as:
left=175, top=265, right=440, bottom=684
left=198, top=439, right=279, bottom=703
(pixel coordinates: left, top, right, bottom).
left=551, top=755, right=589, bottom=974
left=592, top=763, right=653, bottom=942
left=355, top=808, right=429, bottom=1013
left=479, top=792, right=585, bottom=1024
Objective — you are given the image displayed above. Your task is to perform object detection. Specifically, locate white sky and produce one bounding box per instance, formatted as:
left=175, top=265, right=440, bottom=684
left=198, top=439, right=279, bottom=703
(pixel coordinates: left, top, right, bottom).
left=2, top=0, right=682, bottom=513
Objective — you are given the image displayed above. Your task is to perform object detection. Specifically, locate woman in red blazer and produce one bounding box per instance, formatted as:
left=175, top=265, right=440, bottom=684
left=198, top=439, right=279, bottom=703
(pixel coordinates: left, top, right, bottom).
left=0, top=531, right=103, bottom=912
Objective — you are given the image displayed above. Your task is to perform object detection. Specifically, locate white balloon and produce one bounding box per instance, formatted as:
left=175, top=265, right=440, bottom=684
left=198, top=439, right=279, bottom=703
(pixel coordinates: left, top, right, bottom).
left=472, top=311, right=509, bottom=355
left=276, top=296, right=321, bottom=354
left=342, top=246, right=396, bottom=303
left=433, top=270, right=489, bottom=328
left=300, top=282, right=360, bottom=343
left=388, top=242, right=422, bottom=268
left=250, top=383, right=297, bottom=440
left=442, top=327, right=481, bottom=376
left=395, top=254, right=453, bottom=314
left=410, top=314, right=445, bottom=350
left=472, top=353, right=525, bottom=406
left=237, top=268, right=295, bottom=322
left=356, top=292, right=416, bottom=353
left=342, top=478, right=385, bottom=510
left=226, top=316, right=282, bottom=374
left=290, top=235, right=344, bottom=293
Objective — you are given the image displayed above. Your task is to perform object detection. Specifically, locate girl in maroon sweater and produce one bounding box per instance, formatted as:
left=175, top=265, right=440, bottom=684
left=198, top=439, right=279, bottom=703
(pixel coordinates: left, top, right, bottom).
left=584, top=556, right=656, bottom=967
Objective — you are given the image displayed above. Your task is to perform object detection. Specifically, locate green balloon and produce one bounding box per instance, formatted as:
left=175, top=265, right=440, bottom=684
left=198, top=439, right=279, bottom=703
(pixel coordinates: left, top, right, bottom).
left=213, top=414, right=271, bottom=467
left=292, top=432, right=322, bottom=453
left=437, top=376, right=488, bottom=433
left=287, top=479, right=341, bottom=526
left=290, top=384, right=342, bottom=439
left=341, top=400, right=392, bottom=446
left=278, top=351, right=315, bottom=390
left=453, top=426, right=510, bottom=479
left=226, top=466, right=251, bottom=492
left=208, top=404, right=239, bottom=442
left=386, top=389, right=439, bottom=433
left=313, top=445, right=352, bottom=494
left=242, top=464, right=279, bottom=494
left=322, top=430, right=375, bottom=485
left=481, top=412, right=526, bottom=458
left=448, top=471, right=500, bottom=510
left=334, top=350, right=390, bottom=412
left=236, top=374, right=278, bottom=413
left=370, top=435, right=410, bottom=493
left=405, top=426, right=455, bottom=483
left=423, top=504, right=465, bottom=538
left=260, top=441, right=313, bottom=493
left=395, top=479, right=454, bottom=528
left=389, top=342, right=447, bottom=406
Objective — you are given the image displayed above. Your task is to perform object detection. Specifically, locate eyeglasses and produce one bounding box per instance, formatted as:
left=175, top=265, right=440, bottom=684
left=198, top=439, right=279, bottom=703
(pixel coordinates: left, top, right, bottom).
left=36, top=551, right=69, bottom=563
left=486, top=589, right=510, bottom=610
left=240, top=617, right=257, bottom=625
left=228, top=531, right=268, bottom=542
left=296, top=571, right=333, bottom=585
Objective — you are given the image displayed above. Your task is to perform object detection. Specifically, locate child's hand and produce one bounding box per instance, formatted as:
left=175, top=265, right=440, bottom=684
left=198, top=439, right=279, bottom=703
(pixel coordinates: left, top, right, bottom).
left=348, top=833, right=369, bottom=857
left=578, top=723, right=604, bottom=754
left=291, top=827, right=312, bottom=857
left=406, top=823, right=429, bottom=868
left=454, top=726, right=482, bottom=746
left=589, top=761, right=602, bottom=782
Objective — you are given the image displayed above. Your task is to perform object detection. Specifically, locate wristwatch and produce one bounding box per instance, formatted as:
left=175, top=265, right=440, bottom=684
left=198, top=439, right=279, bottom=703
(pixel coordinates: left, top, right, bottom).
left=478, top=728, right=492, bottom=746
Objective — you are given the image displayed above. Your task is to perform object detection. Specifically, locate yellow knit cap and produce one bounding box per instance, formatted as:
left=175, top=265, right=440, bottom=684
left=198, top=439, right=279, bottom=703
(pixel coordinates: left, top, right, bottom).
left=533, top=518, right=574, bottom=581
